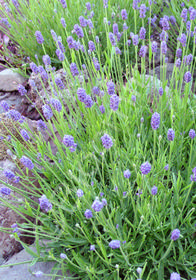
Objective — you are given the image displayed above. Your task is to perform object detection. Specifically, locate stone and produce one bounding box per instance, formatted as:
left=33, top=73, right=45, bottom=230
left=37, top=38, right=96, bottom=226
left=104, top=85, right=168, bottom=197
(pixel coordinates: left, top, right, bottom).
left=0, top=160, right=35, bottom=265
left=0, top=243, right=72, bottom=279
left=0, top=92, right=24, bottom=114
left=0, top=69, right=27, bottom=92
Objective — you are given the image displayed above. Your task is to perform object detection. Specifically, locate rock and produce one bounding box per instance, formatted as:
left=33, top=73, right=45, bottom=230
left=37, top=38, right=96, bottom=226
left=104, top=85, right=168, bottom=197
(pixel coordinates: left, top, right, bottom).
left=0, top=92, right=24, bottom=114
left=0, top=69, right=27, bottom=92
left=0, top=243, right=72, bottom=279
left=0, top=160, right=34, bottom=265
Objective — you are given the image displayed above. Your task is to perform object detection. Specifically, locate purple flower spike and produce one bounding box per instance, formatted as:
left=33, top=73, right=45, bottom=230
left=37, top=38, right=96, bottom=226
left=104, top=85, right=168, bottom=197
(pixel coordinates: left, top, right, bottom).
left=74, top=24, right=84, bottom=38
left=170, top=272, right=180, bottom=280
left=132, top=35, right=139, bottom=46
left=124, top=169, right=131, bottom=179
left=20, top=129, right=30, bottom=141
left=121, top=9, right=127, bottom=20
left=113, top=23, right=119, bottom=35
left=151, top=41, right=158, bottom=53
left=139, top=45, right=147, bottom=57
left=161, top=41, right=167, bottom=55
left=39, top=194, right=52, bottom=213
left=109, top=32, right=116, bottom=46
left=4, top=169, right=15, bottom=180
left=101, top=134, right=113, bottom=149
left=139, top=4, right=146, bottom=18
left=140, top=161, right=151, bottom=175
left=18, top=84, right=27, bottom=96
left=107, top=81, right=115, bottom=95
left=151, top=186, right=157, bottom=195
left=167, top=128, right=175, bottom=141
left=63, top=135, right=75, bottom=147
left=176, top=48, right=182, bottom=58
left=60, top=0, right=67, bottom=8
left=139, top=27, right=146, bottom=40
left=91, top=198, right=103, bottom=212
left=20, top=156, right=34, bottom=170
left=70, top=63, right=79, bottom=76
left=151, top=112, right=160, bottom=130
left=42, top=104, right=53, bottom=120
left=110, top=94, right=120, bottom=111
left=164, top=164, right=169, bottom=171
left=88, top=41, right=95, bottom=52
left=50, top=98, right=62, bottom=112
left=99, top=105, right=105, bottom=114
left=0, top=187, right=11, bottom=195
left=92, top=57, right=100, bottom=71
left=171, top=229, right=180, bottom=241
left=77, top=88, right=87, bottom=102
left=76, top=189, right=84, bottom=198
left=90, top=245, right=95, bottom=251
left=42, top=55, right=51, bottom=65
left=184, top=71, right=192, bottom=83
left=85, top=209, right=93, bottom=219
left=1, top=101, right=9, bottom=112
left=181, top=8, right=188, bottom=22
left=189, top=129, right=196, bottom=139
left=35, top=31, right=44, bottom=44
left=109, top=240, right=120, bottom=249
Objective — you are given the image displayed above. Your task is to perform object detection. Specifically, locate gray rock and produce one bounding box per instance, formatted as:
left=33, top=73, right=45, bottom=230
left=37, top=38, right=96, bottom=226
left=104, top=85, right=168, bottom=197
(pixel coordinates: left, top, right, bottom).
left=0, top=69, right=27, bottom=92
left=0, top=92, right=24, bottom=114
left=0, top=243, right=72, bottom=279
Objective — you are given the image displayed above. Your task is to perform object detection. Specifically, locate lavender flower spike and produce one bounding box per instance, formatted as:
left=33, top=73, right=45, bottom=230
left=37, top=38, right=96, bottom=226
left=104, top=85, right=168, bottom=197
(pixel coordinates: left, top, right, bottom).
left=84, top=209, right=93, bottom=219
left=109, top=240, right=120, bottom=249
left=184, top=71, right=192, bottom=83
left=151, top=112, right=160, bottom=130
left=20, top=156, right=34, bottom=170
left=140, top=161, right=151, bottom=175
left=110, top=94, right=120, bottom=111
left=167, top=128, right=175, bottom=141
left=189, top=129, right=196, bottom=139
left=171, top=229, right=180, bottom=241
left=170, top=272, right=181, bottom=280
left=35, top=31, right=44, bottom=44
left=101, top=134, right=113, bottom=149
left=39, top=194, right=52, bottom=213
left=20, top=129, right=30, bottom=141
left=91, top=198, right=103, bottom=212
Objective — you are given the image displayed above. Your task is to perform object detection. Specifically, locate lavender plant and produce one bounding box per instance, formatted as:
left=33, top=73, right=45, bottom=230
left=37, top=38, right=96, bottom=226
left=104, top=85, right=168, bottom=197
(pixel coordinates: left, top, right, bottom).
left=0, top=1, right=196, bottom=280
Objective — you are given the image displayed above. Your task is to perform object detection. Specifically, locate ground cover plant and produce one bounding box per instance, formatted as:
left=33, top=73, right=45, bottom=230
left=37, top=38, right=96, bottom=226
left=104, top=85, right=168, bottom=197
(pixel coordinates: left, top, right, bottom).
left=0, top=0, right=196, bottom=279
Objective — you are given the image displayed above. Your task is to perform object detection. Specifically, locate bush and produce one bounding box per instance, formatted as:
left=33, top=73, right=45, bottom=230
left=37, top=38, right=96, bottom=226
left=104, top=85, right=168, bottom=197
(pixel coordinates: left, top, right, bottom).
left=0, top=1, right=196, bottom=279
